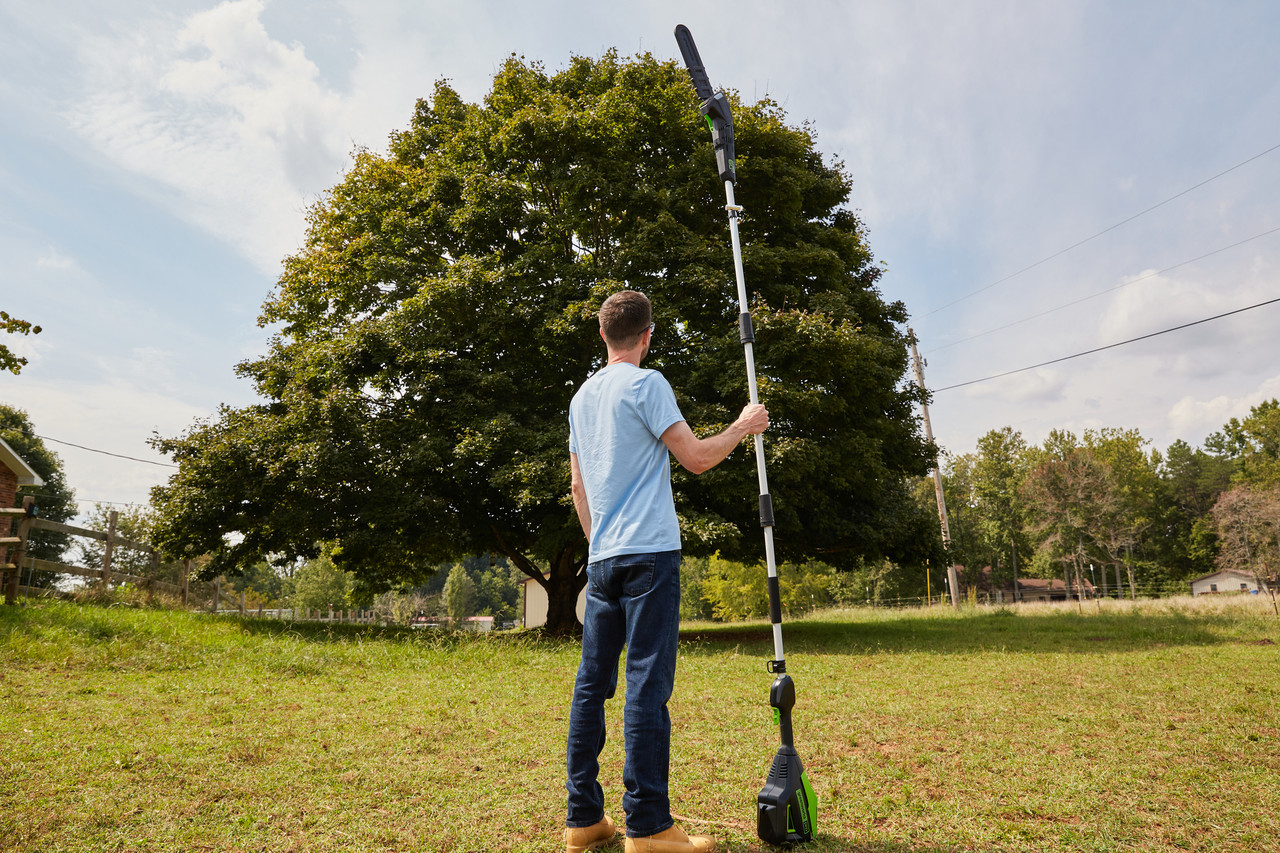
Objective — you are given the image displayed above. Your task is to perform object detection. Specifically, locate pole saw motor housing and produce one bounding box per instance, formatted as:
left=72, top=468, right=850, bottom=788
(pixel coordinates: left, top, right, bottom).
left=757, top=674, right=817, bottom=844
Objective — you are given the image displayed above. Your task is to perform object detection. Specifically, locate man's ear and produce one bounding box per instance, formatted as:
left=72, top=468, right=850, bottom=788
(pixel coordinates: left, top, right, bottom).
left=599, top=328, right=607, bottom=342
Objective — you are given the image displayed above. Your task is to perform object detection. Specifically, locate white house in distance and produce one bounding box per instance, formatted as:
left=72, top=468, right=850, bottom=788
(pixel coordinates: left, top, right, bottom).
left=1189, top=569, right=1267, bottom=596
left=521, top=575, right=587, bottom=628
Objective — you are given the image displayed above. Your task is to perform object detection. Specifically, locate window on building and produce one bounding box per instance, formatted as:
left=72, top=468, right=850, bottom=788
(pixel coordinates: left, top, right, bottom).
left=1210, top=583, right=1218, bottom=592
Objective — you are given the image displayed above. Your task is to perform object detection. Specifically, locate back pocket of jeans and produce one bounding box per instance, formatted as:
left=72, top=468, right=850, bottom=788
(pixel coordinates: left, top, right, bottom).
left=617, top=554, right=656, bottom=598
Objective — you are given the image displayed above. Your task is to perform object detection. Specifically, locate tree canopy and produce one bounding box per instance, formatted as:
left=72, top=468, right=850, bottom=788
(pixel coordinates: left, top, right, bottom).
left=150, top=51, right=933, bottom=633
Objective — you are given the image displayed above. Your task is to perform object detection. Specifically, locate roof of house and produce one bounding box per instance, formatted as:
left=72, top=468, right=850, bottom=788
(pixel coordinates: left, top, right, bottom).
left=1017, top=577, right=1058, bottom=590
left=0, top=437, right=44, bottom=487
left=1188, top=568, right=1258, bottom=584
left=954, top=565, right=1094, bottom=592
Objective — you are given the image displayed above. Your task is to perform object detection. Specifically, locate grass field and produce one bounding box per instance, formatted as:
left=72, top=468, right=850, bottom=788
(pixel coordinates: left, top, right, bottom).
left=1, top=596, right=1277, bottom=852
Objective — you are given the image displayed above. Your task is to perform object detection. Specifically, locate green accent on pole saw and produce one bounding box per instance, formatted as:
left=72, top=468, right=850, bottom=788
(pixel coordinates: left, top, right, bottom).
left=800, top=770, right=817, bottom=837
left=772, top=707, right=780, bottom=726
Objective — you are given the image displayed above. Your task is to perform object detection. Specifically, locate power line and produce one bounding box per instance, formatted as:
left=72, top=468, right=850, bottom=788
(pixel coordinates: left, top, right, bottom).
left=926, top=224, right=1280, bottom=354
left=923, top=140, right=1280, bottom=317
left=22, top=491, right=148, bottom=508
left=932, top=295, right=1280, bottom=393
left=36, top=434, right=177, bottom=468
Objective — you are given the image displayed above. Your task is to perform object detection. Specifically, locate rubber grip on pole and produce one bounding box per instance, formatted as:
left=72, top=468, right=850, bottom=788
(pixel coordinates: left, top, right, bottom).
left=739, top=313, right=754, bottom=344
left=767, top=575, right=782, bottom=624
left=759, top=493, right=774, bottom=527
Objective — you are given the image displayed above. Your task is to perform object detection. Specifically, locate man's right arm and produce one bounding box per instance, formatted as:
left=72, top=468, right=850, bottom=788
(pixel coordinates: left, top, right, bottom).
left=569, top=452, right=591, bottom=541
left=660, top=403, right=769, bottom=475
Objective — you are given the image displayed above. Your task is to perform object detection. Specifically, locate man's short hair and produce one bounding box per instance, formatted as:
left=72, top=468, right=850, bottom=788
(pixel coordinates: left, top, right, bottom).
left=599, top=290, right=652, bottom=345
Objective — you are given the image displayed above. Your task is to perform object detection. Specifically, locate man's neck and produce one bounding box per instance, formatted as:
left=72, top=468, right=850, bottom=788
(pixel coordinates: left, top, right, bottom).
left=605, top=346, right=645, bottom=367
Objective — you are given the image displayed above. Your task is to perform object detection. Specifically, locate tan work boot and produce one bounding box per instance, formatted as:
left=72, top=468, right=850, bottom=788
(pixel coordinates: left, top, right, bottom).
left=624, top=824, right=717, bottom=853
left=565, top=815, right=618, bottom=853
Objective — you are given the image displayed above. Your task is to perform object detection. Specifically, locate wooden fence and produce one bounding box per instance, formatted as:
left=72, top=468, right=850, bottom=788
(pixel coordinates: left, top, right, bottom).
left=0, top=497, right=195, bottom=606
left=1, top=499, right=382, bottom=620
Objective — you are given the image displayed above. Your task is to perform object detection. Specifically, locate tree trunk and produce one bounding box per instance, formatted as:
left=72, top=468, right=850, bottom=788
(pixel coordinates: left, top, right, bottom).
left=491, top=526, right=587, bottom=636
left=544, top=546, right=587, bottom=637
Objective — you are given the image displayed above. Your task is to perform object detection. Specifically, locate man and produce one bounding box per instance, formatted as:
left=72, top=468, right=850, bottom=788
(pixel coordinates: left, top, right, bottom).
left=564, top=290, right=769, bottom=853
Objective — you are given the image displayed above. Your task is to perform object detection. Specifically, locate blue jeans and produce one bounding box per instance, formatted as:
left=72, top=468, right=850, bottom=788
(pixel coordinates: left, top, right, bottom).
left=566, top=550, right=681, bottom=838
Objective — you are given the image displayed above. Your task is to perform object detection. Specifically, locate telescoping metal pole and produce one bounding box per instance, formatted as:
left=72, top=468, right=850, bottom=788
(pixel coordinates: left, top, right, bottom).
left=723, top=180, right=785, bottom=663
left=675, top=24, right=816, bottom=845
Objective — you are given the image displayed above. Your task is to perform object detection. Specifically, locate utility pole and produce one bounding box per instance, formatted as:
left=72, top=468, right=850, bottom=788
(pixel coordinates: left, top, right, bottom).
left=908, top=330, right=961, bottom=609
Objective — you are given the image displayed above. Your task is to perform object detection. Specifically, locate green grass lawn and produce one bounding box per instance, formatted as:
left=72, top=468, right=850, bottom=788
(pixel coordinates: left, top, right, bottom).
left=1, top=596, right=1277, bottom=852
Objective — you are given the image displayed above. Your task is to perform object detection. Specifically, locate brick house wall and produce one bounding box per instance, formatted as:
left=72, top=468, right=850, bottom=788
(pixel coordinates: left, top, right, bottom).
left=0, top=465, right=16, bottom=566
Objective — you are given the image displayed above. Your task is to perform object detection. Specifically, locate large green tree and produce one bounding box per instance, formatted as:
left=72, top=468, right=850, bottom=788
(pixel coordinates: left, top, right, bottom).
left=971, top=427, right=1031, bottom=592
left=921, top=451, right=981, bottom=573
left=442, top=564, right=478, bottom=622
left=1156, top=438, right=1231, bottom=580
left=1021, top=440, right=1118, bottom=595
left=150, top=51, right=932, bottom=634
left=1207, top=399, right=1280, bottom=488
left=1081, top=428, right=1161, bottom=595
left=291, top=554, right=353, bottom=613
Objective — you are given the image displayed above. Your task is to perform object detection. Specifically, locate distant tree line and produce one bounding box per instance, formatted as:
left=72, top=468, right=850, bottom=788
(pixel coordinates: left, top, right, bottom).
left=928, top=400, right=1280, bottom=598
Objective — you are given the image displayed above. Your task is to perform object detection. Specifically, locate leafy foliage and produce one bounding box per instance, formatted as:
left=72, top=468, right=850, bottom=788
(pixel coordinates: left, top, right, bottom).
left=0, top=311, right=41, bottom=375
left=441, top=564, right=478, bottom=621
left=1210, top=485, right=1280, bottom=586
left=75, top=504, right=158, bottom=579
left=697, top=553, right=841, bottom=619
left=290, top=554, right=353, bottom=612
left=972, top=427, right=1031, bottom=587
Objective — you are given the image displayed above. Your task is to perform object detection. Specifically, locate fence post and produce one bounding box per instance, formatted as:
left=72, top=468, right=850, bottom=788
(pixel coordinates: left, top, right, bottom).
left=101, top=510, right=118, bottom=590
left=181, top=558, right=190, bottom=607
left=239, top=590, right=246, bottom=617
left=213, top=577, right=220, bottom=613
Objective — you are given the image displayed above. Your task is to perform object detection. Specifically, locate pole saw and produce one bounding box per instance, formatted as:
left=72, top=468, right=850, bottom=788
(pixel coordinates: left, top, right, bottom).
left=674, top=24, right=817, bottom=846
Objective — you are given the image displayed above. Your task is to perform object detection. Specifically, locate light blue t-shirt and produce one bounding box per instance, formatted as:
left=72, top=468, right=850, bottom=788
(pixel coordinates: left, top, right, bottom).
left=568, top=362, right=685, bottom=562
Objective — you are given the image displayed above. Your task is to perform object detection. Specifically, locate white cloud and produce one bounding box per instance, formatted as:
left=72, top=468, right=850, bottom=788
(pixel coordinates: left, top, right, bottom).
left=1167, top=374, right=1280, bottom=443
left=966, top=367, right=1068, bottom=404
left=65, top=0, right=352, bottom=274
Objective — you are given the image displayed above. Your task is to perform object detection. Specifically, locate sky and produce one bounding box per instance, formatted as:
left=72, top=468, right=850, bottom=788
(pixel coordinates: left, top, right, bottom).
left=2, top=0, right=1279, bottom=517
